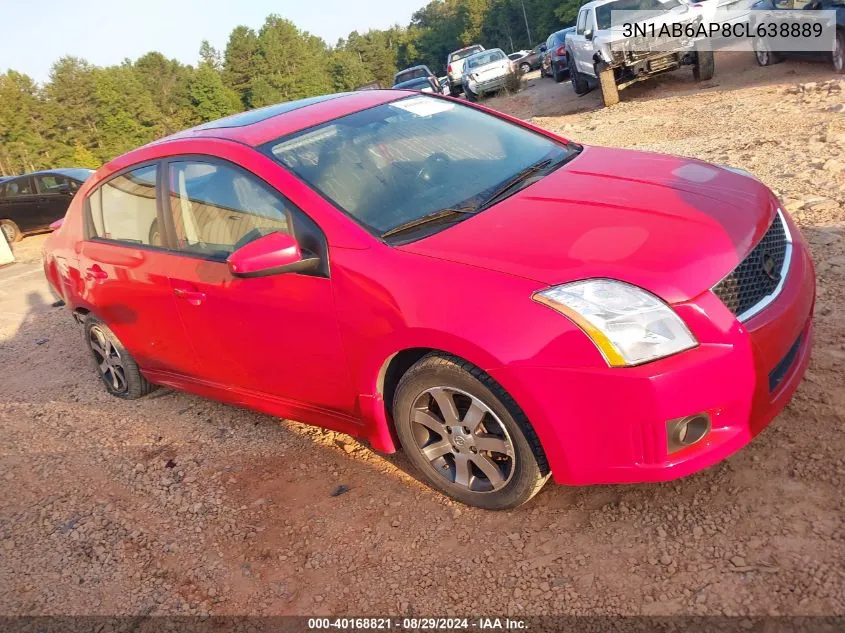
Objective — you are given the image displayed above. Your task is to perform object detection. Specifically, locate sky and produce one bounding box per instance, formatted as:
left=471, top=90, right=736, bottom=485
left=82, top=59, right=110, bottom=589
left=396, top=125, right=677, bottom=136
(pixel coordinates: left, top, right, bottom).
left=0, top=0, right=427, bottom=84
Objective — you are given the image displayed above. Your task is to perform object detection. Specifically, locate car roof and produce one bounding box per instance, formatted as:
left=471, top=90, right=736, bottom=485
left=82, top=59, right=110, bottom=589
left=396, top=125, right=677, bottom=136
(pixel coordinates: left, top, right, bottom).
left=449, top=45, right=484, bottom=57
left=145, top=90, right=408, bottom=149
left=579, top=0, right=619, bottom=10
left=466, top=48, right=505, bottom=60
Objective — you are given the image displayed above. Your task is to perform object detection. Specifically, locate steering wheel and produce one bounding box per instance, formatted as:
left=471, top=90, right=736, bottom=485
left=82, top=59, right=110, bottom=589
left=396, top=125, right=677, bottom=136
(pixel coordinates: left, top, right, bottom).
left=416, top=153, right=452, bottom=186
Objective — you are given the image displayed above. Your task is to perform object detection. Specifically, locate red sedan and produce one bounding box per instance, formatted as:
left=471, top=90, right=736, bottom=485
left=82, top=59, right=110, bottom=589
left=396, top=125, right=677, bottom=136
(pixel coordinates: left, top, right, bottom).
left=42, top=91, right=815, bottom=509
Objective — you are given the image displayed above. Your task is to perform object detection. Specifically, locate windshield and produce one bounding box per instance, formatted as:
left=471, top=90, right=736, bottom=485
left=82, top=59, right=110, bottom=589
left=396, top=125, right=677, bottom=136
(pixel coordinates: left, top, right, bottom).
left=466, top=50, right=506, bottom=70
left=596, top=0, right=682, bottom=29
left=59, top=168, right=95, bottom=182
left=395, top=78, right=431, bottom=89
left=394, top=68, right=428, bottom=84
left=267, top=95, right=577, bottom=239
left=450, top=46, right=484, bottom=62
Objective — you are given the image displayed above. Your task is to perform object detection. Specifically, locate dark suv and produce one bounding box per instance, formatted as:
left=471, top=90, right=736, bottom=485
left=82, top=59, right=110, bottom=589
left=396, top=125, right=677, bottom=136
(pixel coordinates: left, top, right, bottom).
left=0, top=168, right=93, bottom=242
left=542, top=27, right=576, bottom=82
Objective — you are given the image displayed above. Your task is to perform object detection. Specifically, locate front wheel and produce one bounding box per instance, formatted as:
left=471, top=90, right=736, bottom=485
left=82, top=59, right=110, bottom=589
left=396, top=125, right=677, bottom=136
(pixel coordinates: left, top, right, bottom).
left=393, top=353, right=549, bottom=510
left=464, top=86, right=478, bottom=102
left=0, top=219, right=21, bottom=243
left=569, top=57, right=590, bottom=95
left=449, top=85, right=462, bottom=97
left=693, top=49, right=715, bottom=81
left=833, top=29, right=844, bottom=74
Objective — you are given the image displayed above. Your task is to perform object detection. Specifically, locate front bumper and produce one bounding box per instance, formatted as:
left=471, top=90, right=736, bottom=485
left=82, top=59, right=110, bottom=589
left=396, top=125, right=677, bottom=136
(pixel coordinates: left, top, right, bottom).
left=489, top=229, right=816, bottom=486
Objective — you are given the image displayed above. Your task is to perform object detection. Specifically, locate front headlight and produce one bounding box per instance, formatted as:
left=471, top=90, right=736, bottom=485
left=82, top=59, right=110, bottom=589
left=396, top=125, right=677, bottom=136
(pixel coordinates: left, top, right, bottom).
left=532, top=279, right=697, bottom=367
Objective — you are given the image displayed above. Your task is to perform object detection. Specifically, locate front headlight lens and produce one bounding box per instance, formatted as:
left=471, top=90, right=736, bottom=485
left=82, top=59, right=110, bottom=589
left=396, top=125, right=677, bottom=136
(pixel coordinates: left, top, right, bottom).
left=533, top=279, right=697, bottom=367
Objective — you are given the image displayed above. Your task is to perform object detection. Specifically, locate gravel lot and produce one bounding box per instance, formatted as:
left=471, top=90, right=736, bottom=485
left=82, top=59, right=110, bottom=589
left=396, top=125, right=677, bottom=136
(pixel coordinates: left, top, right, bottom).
left=1, top=52, right=844, bottom=617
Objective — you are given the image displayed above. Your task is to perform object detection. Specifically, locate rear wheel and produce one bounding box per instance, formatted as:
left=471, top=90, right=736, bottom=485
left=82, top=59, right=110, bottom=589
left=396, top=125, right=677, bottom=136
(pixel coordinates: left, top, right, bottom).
left=393, top=353, right=549, bottom=510
left=84, top=315, right=156, bottom=399
left=553, top=62, right=566, bottom=83
left=693, top=49, right=715, bottom=81
left=465, top=86, right=478, bottom=102
left=520, top=62, right=531, bottom=74
left=449, top=85, right=462, bottom=97
left=0, top=219, right=21, bottom=243
left=833, top=29, right=844, bottom=74
left=753, top=38, right=781, bottom=67
left=597, top=63, right=619, bottom=107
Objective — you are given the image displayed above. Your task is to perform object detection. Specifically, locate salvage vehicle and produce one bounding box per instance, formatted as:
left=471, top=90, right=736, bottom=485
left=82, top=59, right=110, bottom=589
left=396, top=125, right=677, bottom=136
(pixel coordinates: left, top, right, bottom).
left=446, top=44, right=485, bottom=96
left=751, top=0, right=845, bottom=74
left=461, top=49, right=515, bottom=101
left=567, top=0, right=714, bottom=106
left=392, top=65, right=442, bottom=93
left=542, top=27, right=576, bottom=81
left=1, top=168, right=93, bottom=242
left=42, top=91, right=815, bottom=509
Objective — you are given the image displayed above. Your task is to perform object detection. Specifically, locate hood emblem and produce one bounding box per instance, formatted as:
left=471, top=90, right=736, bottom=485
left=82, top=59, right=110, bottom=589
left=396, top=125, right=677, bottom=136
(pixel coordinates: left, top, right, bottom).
left=761, top=251, right=779, bottom=282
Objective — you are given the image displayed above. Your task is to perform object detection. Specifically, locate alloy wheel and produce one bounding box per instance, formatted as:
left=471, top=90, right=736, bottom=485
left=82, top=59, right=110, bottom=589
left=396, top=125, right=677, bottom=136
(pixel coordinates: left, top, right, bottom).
left=410, top=386, right=515, bottom=493
left=89, top=326, right=128, bottom=394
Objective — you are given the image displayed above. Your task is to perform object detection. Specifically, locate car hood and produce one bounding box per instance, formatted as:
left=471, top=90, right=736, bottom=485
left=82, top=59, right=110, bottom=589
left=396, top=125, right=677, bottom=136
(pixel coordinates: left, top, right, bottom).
left=398, top=146, right=778, bottom=304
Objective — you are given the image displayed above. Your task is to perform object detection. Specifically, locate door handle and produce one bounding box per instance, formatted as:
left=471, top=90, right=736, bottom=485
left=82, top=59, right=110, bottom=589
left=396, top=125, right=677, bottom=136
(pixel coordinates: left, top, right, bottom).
left=85, top=265, right=108, bottom=281
left=173, top=287, right=206, bottom=306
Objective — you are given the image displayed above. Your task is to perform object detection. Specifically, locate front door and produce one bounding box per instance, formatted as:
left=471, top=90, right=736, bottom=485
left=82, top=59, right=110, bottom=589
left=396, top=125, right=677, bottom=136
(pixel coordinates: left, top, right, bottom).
left=160, top=157, right=356, bottom=415
left=79, top=163, right=201, bottom=377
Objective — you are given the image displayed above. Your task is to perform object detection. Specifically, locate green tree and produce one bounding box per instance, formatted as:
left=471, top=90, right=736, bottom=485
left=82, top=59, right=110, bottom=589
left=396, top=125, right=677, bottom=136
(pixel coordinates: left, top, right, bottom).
left=223, top=26, right=260, bottom=107
left=188, top=64, right=242, bottom=122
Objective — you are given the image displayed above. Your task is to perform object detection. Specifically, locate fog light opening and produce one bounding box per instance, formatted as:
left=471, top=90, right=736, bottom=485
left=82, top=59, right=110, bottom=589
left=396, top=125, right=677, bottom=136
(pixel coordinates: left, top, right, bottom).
left=667, top=413, right=711, bottom=454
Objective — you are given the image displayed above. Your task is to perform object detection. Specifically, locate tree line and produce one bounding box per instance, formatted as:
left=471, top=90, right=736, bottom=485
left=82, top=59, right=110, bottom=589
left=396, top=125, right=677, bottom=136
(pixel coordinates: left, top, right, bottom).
left=0, top=0, right=580, bottom=176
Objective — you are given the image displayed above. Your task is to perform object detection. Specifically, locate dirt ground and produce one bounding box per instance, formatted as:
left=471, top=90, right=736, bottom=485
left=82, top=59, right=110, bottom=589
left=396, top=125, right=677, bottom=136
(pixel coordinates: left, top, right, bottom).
left=1, top=51, right=844, bottom=618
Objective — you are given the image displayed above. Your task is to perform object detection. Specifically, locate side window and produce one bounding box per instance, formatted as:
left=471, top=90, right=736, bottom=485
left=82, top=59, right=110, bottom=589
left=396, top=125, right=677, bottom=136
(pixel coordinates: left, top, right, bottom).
left=89, top=165, right=159, bottom=245
left=5, top=178, right=34, bottom=197
left=576, top=10, right=587, bottom=35
left=166, top=160, right=291, bottom=259
left=35, top=174, right=69, bottom=194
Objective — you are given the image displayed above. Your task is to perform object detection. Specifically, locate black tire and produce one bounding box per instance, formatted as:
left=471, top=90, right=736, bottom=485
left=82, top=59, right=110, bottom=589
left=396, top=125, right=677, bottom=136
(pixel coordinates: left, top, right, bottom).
left=553, top=62, right=566, bottom=83
left=833, top=29, right=844, bottom=74
left=465, top=87, right=478, bottom=102
left=569, top=56, right=590, bottom=95
left=392, top=353, right=549, bottom=510
left=1, top=219, right=22, bottom=243
left=597, top=64, right=619, bottom=107
left=520, top=62, right=531, bottom=74
left=693, top=48, right=715, bottom=81
left=84, top=315, right=156, bottom=399
left=449, top=85, right=462, bottom=97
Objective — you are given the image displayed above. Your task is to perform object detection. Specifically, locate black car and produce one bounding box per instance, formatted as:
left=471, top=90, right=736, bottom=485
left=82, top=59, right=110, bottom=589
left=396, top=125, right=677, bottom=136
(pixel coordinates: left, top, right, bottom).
left=0, top=168, right=94, bottom=243
left=542, top=27, right=576, bottom=82
left=751, top=0, right=844, bottom=73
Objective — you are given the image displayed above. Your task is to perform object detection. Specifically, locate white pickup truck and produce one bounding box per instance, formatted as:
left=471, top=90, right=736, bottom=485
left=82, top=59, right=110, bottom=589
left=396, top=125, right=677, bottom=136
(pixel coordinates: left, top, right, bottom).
left=566, top=0, right=715, bottom=106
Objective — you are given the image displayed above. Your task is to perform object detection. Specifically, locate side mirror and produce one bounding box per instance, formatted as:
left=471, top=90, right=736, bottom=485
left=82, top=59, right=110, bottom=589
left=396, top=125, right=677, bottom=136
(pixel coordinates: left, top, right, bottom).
left=57, top=183, right=72, bottom=195
left=227, top=231, right=319, bottom=278
left=585, top=29, right=594, bottom=40
left=540, top=45, right=547, bottom=52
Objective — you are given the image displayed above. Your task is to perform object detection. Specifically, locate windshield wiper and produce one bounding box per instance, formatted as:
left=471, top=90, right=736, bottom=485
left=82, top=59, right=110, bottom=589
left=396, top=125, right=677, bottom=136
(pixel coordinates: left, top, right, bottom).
left=474, top=158, right=555, bottom=213
left=381, top=205, right=476, bottom=239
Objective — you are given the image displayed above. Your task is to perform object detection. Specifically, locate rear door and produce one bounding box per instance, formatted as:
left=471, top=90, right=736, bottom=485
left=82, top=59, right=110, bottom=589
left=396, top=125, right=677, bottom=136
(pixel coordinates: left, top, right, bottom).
left=79, top=162, right=201, bottom=377
left=159, top=156, right=356, bottom=414
left=33, top=173, right=74, bottom=227
left=0, top=176, right=40, bottom=233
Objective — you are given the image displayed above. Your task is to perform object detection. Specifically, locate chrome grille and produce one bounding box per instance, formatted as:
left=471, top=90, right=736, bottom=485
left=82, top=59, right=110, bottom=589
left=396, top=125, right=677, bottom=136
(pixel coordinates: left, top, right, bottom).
left=712, top=210, right=791, bottom=321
